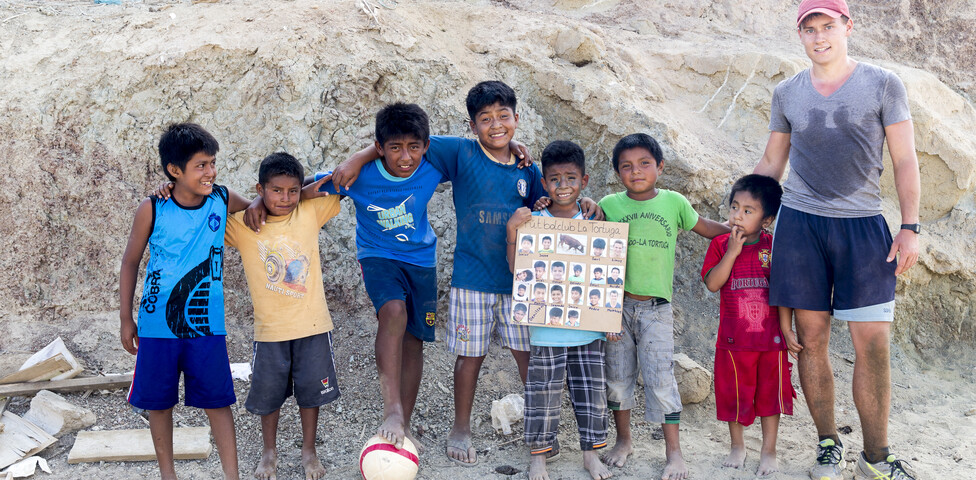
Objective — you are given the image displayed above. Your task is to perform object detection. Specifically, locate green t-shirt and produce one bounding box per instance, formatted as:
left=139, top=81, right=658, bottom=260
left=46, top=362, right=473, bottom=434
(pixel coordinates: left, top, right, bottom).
left=598, top=190, right=699, bottom=301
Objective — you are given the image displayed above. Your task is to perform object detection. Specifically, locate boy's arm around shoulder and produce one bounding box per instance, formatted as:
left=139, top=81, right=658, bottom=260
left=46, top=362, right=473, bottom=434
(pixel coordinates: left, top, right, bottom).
left=691, top=216, right=731, bottom=239
left=119, top=198, right=153, bottom=355
left=226, top=187, right=253, bottom=214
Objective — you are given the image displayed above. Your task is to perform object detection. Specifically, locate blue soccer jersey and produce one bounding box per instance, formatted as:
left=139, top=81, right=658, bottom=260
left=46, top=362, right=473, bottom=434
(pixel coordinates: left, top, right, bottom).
left=138, top=186, right=228, bottom=338
left=317, top=159, right=446, bottom=267
left=425, top=135, right=546, bottom=293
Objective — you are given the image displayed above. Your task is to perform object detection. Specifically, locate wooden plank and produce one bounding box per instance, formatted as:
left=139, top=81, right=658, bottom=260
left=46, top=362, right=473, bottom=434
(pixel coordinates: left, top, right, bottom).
left=0, top=412, right=57, bottom=470
left=0, top=355, right=73, bottom=385
left=0, top=374, right=132, bottom=398
left=68, top=427, right=211, bottom=464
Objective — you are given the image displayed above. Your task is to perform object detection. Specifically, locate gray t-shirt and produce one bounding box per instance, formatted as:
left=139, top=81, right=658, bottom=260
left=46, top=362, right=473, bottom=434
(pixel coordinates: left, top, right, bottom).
left=769, top=62, right=911, bottom=218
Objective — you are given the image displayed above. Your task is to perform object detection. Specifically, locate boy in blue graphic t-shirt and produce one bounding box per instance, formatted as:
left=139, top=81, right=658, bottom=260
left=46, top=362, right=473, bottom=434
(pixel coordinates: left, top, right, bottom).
left=120, top=123, right=253, bottom=480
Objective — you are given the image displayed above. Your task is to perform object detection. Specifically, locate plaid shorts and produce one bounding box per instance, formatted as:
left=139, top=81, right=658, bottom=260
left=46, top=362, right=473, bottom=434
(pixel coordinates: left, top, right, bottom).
left=524, top=340, right=608, bottom=453
left=447, top=287, right=530, bottom=356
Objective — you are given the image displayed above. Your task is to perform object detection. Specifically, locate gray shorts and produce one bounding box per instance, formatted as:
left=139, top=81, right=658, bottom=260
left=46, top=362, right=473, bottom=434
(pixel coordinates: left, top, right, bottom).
left=245, top=332, right=340, bottom=415
left=605, top=297, right=682, bottom=423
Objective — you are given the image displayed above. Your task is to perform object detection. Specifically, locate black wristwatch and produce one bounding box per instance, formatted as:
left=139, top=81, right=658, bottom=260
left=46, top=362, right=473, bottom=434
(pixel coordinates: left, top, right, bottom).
left=900, top=223, right=921, bottom=234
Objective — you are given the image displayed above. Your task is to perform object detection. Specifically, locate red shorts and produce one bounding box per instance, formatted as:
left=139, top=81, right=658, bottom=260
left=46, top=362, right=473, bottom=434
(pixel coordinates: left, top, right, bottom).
left=713, top=349, right=795, bottom=426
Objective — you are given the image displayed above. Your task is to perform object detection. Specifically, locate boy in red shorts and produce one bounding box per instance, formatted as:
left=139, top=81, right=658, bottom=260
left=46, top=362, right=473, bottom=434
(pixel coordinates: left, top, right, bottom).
left=702, top=174, right=793, bottom=476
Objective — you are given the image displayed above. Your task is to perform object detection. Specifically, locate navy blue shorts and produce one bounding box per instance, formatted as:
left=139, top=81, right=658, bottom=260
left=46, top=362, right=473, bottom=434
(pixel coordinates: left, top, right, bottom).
left=128, top=336, right=236, bottom=410
left=769, top=206, right=896, bottom=322
left=245, top=332, right=340, bottom=415
left=359, top=257, right=437, bottom=342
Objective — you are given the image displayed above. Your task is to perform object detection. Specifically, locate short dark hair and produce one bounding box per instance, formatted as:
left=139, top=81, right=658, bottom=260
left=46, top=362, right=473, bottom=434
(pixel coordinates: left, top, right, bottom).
left=573, top=264, right=583, bottom=272
left=517, top=284, right=526, bottom=291
left=375, top=102, right=430, bottom=146
left=611, top=267, right=620, bottom=273
left=589, top=289, right=600, bottom=297
left=534, top=282, right=546, bottom=291
left=534, top=261, right=546, bottom=268
left=729, top=174, right=783, bottom=219
left=552, top=261, right=565, bottom=269
left=514, top=303, right=527, bottom=313
left=594, top=267, right=603, bottom=274
left=549, top=307, right=563, bottom=317
left=541, top=140, right=586, bottom=177
left=521, top=235, right=533, bottom=244
left=158, top=123, right=219, bottom=181
left=465, top=80, right=517, bottom=121
left=571, top=286, right=583, bottom=294
left=259, top=152, right=304, bottom=186
left=542, top=236, right=552, bottom=242
left=551, top=285, right=563, bottom=293
left=592, top=238, right=606, bottom=248
left=611, top=133, right=663, bottom=172
left=568, top=310, right=579, bottom=318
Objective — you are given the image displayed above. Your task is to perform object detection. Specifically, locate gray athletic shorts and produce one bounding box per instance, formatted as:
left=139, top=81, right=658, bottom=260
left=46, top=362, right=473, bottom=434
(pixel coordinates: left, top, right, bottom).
left=245, top=331, right=340, bottom=415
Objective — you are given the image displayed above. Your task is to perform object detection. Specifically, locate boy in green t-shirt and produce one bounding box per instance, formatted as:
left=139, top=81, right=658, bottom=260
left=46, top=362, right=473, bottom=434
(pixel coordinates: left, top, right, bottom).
left=598, top=133, right=729, bottom=479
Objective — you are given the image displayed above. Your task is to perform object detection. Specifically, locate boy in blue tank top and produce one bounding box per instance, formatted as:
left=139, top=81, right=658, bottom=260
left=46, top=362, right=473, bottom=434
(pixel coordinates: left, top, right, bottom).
left=120, top=123, right=252, bottom=480
left=505, top=141, right=611, bottom=480
left=330, top=81, right=602, bottom=465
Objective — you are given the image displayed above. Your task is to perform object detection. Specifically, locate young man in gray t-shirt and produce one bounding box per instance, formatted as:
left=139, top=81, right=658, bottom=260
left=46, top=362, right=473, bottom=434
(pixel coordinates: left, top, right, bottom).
left=753, top=1, right=920, bottom=479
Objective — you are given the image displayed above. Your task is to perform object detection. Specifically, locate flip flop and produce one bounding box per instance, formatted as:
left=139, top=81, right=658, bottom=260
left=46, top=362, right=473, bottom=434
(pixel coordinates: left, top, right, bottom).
left=546, top=438, right=560, bottom=463
left=446, top=445, right=479, bottom=467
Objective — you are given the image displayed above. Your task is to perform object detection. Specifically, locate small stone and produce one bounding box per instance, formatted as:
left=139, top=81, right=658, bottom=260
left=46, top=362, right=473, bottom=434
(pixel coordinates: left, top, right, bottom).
left=673, top=353, right=711, bottom=405
left=964, top=408, right=976, bottom=416
left=495, top=465, right=521, bottom=475
left=839, top=425, right=853, bottom=435
left=651, top=428, right=664, bottom=440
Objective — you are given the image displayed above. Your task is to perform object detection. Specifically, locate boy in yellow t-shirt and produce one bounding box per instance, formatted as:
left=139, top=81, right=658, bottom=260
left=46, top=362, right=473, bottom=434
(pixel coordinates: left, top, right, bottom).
left=224, top=152, right=341, bottom=480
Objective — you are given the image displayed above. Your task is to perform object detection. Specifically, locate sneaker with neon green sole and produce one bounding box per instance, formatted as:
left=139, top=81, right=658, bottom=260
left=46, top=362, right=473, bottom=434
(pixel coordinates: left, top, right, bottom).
left=809, top=439, right=846, bottom=480
left=855, top=452, right=917, bottom=480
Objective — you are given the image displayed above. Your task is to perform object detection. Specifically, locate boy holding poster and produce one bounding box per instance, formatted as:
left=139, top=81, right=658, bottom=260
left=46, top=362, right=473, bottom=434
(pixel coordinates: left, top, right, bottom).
left=506, top=140, right=611, bottom=480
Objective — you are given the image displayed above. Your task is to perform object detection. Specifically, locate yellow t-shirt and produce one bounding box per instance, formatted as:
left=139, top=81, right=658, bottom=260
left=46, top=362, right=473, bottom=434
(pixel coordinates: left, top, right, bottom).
left=225, top=196, right=341, bottom=342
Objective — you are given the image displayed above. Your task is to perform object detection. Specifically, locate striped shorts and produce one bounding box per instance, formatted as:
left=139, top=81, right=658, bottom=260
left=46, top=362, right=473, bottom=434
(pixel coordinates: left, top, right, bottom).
left=524, top=340, right=608, bottom=453
left=447, top=287, right=530, bottom=357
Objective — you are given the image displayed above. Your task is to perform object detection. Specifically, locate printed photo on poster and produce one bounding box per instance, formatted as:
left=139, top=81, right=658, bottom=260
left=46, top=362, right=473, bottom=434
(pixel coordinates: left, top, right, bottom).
left=590, top=265, right=607, bottom=285
left=513, top=282, right=530, bottom=301
left=591, top=237, right=607, bottom=257
left=512, top=302, right=528, bottom=324
left=516, top=268, right=534, bottom=283
left=568, top=262, right=586, bottom=282
left=587, top=287, right=603, bottom=308
left=606, top=266, right=624, bottom=285
left=518, top=234, right=535, bottom=255
left=538, top=234, right=555, bottom=254
left=567, top=308, right=581, bottom=327
left=549, top=261, right=567, bottom=282
left=549, top=284, right=565, bottom=305
left=605, top=288, right=623, bottom=308
left=530, top=282, right=548, bottom=303
left=546, top=306, right=565, bottom=326
left=608, top=239, right=626, bottom=259
left=568, top=285, right=585, bottom=306
left=533, top=260, right=548, bottom=281
left=556, top=233, right=588, bottom=255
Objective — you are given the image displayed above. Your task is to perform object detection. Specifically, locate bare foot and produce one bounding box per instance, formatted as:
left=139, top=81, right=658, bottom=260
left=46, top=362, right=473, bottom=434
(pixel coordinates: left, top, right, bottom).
left=757, top=450, right=778, bottom=476
left=253, top=448, right=277, bottom=480
left=377, top=413, right=406, bottom=449
left=584, top=450, right=612, bottom=479
left=300, top=447, right=326, bottom=480
left=662, top=450, right=689, bottom=480
left=601, top=438, right=633, bottom=467
left=528, top=454, right=549, bottom=480
left=446, top=427, right=476, bottom=465
left=405, top=429, right=426, bottom=454
left=722, top=445, right=745, bottom=469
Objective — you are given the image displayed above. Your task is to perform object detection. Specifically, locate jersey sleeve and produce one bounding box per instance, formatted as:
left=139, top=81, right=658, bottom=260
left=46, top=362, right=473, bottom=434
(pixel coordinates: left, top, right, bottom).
left=525, top=164, right=546, bottom=206
left=424, top=135, right=464, bottom=181
left=768, top=84, right=792, bottom=133
left=675, top=193, right=700, bottom=231
left=881, top=70, right=912, bottom=127
left=311, top=195, right=342, bottom=227
left=701, top=236, right=726, bottom=281
left=314, top=172, right=341, bottom=195
left=223, top=211, right=245, bottom=249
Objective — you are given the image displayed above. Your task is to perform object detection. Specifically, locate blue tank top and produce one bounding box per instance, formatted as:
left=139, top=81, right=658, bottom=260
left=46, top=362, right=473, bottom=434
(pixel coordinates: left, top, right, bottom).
left=138, top=186, right=228, bottom=338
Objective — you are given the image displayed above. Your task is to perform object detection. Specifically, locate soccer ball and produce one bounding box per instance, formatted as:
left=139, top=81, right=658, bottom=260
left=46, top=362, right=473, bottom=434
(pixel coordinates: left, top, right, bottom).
left=359, top=435, right=419, bottom=480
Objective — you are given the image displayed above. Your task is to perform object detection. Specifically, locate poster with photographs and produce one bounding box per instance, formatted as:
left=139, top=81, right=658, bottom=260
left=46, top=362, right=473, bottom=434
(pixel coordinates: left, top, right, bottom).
left=510, top=216, right=629, bottom=333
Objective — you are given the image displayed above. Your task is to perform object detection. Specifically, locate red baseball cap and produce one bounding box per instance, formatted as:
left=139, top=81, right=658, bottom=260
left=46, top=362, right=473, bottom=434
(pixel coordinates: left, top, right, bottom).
left=797, top=0, right=850, bottom=27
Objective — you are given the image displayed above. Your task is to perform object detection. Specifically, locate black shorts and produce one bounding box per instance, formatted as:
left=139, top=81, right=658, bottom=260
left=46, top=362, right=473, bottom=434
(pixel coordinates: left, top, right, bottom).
left=359, top=257, right=438, bottom=342
left=244, top=332, right=340, bottom=415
